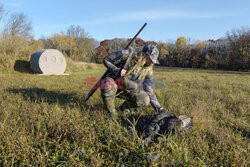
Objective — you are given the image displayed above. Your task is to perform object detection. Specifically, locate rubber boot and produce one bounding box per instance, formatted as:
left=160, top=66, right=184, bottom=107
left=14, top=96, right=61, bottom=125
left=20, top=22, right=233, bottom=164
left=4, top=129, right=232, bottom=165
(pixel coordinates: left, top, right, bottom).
left=102, top=96, right=118, bottom=120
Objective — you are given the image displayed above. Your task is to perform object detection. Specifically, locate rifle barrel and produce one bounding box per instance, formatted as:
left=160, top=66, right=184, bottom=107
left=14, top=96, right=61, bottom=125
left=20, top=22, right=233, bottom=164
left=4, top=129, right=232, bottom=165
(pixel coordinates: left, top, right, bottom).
left=85, top=23, right=147, bottom=101
left=125, top=23, right=147, bottom=49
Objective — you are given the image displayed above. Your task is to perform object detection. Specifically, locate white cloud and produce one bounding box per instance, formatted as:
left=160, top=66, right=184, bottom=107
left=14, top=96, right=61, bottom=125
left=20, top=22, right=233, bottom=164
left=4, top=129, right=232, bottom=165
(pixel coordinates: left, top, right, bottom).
left=85, top=10, right=232, bottom=25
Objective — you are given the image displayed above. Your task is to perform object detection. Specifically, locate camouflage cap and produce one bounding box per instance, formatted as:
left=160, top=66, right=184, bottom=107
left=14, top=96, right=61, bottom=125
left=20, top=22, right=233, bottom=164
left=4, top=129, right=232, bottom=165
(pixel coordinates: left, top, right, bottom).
left=142, top=44, right=160, bottom=64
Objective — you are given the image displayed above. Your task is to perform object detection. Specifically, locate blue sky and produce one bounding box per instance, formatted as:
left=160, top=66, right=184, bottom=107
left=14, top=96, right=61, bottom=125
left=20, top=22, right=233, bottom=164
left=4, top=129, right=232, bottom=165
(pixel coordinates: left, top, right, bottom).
left=1, top=0, right=249, bottom=42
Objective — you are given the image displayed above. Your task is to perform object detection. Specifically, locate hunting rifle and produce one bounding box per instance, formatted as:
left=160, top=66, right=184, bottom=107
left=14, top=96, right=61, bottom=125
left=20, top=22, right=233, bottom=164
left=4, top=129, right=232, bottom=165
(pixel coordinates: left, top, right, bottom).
left=85, top=23, right=147, bottom=101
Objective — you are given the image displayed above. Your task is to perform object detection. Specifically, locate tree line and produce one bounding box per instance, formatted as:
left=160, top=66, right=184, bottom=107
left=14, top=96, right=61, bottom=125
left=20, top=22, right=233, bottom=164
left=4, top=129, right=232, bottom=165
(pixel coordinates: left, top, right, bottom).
left=0, top=4, right=97, bottom=71
left=40, top=25, right=98, bottom=62
left=94, top=28, right=249, bottom=70
left=0, top=3, right=249, bottom=71
left=0, top=4, right=43, bottom=70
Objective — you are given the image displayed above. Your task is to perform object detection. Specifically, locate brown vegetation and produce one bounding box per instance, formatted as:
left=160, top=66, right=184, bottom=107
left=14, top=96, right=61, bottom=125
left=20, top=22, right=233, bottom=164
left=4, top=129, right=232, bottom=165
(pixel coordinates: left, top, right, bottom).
left=0, top=2, right=248, bottom=72
left=0, top=67, right=249, bottom=166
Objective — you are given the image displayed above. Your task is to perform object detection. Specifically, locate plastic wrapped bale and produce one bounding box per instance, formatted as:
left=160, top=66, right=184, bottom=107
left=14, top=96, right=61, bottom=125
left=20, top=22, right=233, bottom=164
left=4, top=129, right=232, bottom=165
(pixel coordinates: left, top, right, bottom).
left=30, top=49, right=66, bottom=74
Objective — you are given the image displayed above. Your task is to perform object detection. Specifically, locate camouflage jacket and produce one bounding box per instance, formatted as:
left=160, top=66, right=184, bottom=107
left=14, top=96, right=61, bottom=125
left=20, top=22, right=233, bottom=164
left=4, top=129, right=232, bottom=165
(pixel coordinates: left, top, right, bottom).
left=103, top=49, right=162, bottom=111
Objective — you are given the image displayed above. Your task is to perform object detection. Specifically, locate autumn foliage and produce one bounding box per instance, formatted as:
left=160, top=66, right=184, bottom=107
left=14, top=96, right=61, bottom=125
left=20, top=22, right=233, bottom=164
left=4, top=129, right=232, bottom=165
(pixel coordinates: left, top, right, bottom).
left=94, top=46, right=108, bottom=64
left=0, top=3, right=249, bottom=71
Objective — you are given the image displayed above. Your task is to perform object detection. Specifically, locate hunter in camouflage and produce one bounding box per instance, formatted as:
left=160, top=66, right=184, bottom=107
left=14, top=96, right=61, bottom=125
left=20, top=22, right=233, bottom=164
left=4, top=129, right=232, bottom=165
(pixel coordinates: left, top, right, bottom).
left=100, top=44, right=193, bottom=138
left=101, top=44, right=163, bottom=119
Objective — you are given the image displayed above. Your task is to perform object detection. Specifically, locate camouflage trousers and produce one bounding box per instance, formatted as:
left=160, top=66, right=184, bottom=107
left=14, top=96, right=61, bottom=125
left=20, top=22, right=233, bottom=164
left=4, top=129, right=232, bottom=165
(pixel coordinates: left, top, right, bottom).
left=100, top=77, right=150, bottom=113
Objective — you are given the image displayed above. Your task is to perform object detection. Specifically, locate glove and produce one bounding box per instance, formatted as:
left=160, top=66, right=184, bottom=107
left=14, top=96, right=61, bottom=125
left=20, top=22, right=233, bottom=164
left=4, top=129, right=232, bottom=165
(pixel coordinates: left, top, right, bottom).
left=156, top=107, right=164, bottom=112
left=123, top=77, right=137, bottom=90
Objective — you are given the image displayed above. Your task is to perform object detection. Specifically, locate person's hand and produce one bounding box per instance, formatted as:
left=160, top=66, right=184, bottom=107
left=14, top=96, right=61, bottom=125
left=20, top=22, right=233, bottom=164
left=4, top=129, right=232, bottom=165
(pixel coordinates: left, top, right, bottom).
left=156, top=107, right=164, bottom=112
left=121, top=69, right=127, bottom=77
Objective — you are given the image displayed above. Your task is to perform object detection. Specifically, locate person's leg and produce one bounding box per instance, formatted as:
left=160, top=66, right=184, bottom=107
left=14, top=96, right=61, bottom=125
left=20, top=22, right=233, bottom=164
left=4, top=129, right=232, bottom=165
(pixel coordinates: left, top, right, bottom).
left=133, top=90, right=150, bottom=108
left=119, top=90, right=150, bottom=112
left=100, top=77, right=118, bottom=119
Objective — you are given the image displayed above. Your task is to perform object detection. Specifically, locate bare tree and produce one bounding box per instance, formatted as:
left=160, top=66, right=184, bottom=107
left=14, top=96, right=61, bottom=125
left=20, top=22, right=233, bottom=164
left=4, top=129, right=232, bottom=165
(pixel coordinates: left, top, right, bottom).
left=227, top=26, right=250, bottom=70
left=67, top=25, right=89, bottom=39
left=4, top=12, right=32, bottom=37
left=66, top=25, right=97, bottom=61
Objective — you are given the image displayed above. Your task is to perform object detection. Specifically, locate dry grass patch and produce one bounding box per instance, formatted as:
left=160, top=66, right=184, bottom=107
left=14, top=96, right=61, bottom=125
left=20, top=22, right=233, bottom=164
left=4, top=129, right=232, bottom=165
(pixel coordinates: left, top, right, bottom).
left=0, top=67, right=249, bottom=166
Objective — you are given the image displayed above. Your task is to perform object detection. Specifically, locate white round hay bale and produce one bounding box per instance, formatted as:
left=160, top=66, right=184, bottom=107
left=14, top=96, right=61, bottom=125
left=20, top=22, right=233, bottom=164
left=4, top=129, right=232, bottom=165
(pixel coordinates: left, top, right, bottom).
left=30, top=49, right=66, bottom=74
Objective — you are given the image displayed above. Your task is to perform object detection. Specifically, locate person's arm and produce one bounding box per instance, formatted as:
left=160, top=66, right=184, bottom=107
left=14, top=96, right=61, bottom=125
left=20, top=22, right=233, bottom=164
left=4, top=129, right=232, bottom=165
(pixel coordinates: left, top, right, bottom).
left=143, top=70, right=163, bottom=111
left=103, top=49, right=132, bottom=77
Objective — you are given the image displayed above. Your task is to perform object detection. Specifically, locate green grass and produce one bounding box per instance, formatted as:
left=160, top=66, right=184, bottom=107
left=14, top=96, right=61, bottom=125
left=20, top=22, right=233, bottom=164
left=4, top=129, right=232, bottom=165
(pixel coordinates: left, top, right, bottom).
left=0, top=66, right=249, bottom=166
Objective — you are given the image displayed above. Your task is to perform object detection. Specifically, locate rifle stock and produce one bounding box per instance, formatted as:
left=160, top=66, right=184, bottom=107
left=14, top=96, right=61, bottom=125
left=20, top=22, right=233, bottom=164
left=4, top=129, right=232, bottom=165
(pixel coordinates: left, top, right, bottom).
left=85, top=23, right=147, bottom=101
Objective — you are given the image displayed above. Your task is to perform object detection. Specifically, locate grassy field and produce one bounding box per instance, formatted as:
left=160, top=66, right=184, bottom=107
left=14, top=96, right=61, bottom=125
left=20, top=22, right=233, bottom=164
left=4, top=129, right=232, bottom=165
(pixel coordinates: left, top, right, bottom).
left=0, top=65, right=249, bottom=166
